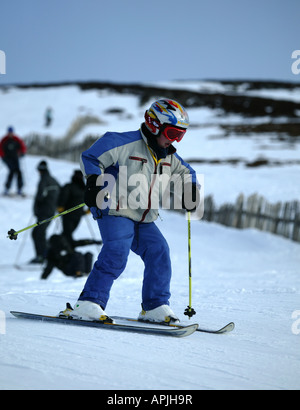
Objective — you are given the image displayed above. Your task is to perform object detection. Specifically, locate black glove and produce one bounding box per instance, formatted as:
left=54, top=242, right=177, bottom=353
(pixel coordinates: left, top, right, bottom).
left=84, top=175, right=101, bottom=208
left=182, top=183, right=200, bottom=212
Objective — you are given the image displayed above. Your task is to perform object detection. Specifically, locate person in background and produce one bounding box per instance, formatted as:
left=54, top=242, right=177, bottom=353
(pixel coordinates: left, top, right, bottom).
left=30, top=161, right=60, bottom=264
left=0, top=126, right=27, bottom=196
left=41, top=234, right=102, bottom=280
left=45, top=107, right=53, bottom=127
left=57, top=169, right=86, bottom=243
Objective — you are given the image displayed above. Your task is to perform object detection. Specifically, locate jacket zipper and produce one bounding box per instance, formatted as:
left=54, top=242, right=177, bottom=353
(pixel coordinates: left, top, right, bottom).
left=140, top=147, right=160, bottom=222
left=129, top=156, right=147, bottom=164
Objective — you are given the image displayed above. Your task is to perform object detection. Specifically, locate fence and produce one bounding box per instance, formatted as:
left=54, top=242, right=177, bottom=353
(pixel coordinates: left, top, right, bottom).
left=25, top=114, right=102, bottom=161
left=203, top=193, right=300, bottom=243
left=24, top=115, right=102, bottom=162
left=25, top=133, right=98, bottom=162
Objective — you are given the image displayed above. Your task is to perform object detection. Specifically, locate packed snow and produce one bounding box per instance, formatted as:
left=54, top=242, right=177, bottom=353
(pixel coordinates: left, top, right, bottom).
left=0, top=83, right=299, bottom=390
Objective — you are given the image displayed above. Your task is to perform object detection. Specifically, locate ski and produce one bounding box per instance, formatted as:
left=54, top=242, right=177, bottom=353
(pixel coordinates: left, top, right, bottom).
left=1, top=193, right=32, bottom=199
left=111, top=315, right=235, bottom=334
left=194, top=321, right=235, bottom=334
left=14, top=264, right=44, bottom=271
left=10, top=311, right=198, bottom=338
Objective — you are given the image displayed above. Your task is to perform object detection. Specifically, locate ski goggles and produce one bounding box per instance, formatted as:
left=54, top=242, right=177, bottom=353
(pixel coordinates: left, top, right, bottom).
left=161, top=124, right=187, bottom=142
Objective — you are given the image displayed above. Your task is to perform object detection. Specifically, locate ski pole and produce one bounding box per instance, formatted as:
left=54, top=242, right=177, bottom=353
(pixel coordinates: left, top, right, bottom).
left=84, top=213, right=102, bottom=251
left=184, top=211, right=196, bottom=319
left=13, top=215, right=34, bottom=265
left=7, top=203, right=86, bottom=240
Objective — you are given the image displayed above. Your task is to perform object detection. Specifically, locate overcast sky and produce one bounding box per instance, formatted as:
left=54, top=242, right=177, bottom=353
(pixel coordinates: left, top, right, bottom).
left=0, top=0, right=300, bottom=85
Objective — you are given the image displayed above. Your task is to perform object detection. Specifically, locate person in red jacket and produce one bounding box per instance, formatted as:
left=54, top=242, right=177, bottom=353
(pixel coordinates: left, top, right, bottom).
left=0, top=127, right=27, bottom=195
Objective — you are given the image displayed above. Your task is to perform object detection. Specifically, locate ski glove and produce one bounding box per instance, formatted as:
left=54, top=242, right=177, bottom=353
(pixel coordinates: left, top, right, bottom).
left=84, top=174, right=101, bottom=208
left=182, top=183, right=200, bottom=212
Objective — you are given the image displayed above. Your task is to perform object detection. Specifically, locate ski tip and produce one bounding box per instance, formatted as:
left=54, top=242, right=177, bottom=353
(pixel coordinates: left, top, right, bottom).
left=195, top=321, right=235, bottom=334
left=175, top=323, right=199, bottom=337
left=219, top=322, right=235, bottom=334
left=229, top=322, right=235, bottom=330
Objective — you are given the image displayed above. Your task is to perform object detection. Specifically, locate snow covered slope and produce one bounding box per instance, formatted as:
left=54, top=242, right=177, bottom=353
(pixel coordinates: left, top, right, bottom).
left=0, top=156, right=299, bottom=390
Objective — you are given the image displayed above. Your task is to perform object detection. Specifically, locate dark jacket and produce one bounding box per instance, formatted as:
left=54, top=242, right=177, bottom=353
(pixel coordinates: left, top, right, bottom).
left=57, top=172, right=85, bottom=219
left=0, top=134, right=26, bottom=160
left=34, top=170, right=60, bottom=219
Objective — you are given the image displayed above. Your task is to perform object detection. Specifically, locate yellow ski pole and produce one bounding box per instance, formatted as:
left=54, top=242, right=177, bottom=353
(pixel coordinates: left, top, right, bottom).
left=7, top=203, right=86, bottom=240
left=184, top=211, right=196, bottom=319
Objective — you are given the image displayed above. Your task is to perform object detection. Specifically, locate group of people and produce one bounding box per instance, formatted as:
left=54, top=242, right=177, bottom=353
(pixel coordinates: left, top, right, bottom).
left=30, top=161, right=100, bottom=280
left=0, top=126, right=99, bottom=280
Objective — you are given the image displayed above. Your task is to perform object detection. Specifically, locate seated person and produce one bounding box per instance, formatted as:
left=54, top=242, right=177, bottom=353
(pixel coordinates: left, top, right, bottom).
left=41, top=234, right=102, bottom=280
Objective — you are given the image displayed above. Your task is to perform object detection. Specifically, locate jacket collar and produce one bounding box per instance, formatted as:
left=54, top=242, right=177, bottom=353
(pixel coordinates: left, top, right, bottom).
left=140, top=123, right=176, bottom=158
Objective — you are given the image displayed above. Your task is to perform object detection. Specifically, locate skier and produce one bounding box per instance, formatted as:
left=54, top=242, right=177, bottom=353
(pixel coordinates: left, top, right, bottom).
left=57, top=169, right=86, bottom=243
left=41, top=234, right=101, bottom=280
left=44, top=107, right=53, bottom=127
left=30, top=161, right=60, bottom=264
left=60, top=99, right=200, bottom=323
left=0, top=126, right=27, bottom=196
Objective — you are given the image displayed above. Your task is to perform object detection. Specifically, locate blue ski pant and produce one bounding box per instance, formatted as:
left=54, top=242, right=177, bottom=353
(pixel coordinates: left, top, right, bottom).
left=79, top=214, right=172, bottom=311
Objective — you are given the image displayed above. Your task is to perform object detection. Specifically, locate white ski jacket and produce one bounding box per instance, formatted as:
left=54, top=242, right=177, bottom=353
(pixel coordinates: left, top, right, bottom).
left=80, top=126, right=198, bottom=223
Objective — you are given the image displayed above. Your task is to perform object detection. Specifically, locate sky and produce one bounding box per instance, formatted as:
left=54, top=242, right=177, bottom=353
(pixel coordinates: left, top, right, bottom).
left=0, top=0, right=300, bottom=85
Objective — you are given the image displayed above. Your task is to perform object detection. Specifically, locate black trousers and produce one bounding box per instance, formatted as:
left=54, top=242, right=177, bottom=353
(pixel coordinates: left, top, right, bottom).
left=32, top=221, right=50, bottom=258
left=64, top=252, right=93, bottom=277
left=3, top=158, right=23, bottom=191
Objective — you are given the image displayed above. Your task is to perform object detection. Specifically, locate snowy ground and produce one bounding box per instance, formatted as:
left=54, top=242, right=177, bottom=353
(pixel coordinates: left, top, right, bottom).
left=0, top=83, right=300, bottom=390
left=0, top=183, right=299, bottom=390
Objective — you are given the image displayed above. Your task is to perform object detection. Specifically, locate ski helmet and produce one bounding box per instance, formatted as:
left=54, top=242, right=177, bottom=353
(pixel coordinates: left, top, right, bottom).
left=144, top=99, right=189, bottom=141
